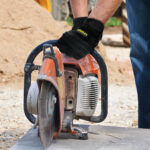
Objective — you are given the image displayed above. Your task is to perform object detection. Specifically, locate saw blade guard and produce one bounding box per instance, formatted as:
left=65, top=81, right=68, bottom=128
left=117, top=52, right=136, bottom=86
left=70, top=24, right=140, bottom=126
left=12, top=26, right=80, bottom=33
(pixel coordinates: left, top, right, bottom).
left=37, top=44, right=65, bottom=134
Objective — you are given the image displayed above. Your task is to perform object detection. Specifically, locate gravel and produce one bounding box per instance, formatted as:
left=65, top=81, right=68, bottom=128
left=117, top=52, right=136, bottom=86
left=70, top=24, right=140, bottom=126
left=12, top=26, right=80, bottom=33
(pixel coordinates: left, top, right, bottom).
left=0, top=84, right=137, bottom=150
left=101, top=84, right=137, bottom=127
left=0, top=88, right=32, bottom=150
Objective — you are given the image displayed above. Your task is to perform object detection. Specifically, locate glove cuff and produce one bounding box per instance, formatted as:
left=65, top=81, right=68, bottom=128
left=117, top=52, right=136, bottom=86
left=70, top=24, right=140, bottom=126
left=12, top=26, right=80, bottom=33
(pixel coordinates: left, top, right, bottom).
left=72, top=17, right=87, bottom=30
left=79, top=18, right=104, bottom=41
left=84, top=18, right=104, bottom=32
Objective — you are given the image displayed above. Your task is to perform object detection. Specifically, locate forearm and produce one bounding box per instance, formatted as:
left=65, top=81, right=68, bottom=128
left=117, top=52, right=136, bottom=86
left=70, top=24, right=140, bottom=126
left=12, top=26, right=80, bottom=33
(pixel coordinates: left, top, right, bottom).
left=89, top=0, right=122, bottom=24
left=70, top=0, right=88, bottom=18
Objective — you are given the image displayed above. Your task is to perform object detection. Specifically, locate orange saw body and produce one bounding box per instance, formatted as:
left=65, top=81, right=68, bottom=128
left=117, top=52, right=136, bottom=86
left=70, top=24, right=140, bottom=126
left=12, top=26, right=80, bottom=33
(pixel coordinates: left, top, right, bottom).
left=24, top=40, right=108, bottom=147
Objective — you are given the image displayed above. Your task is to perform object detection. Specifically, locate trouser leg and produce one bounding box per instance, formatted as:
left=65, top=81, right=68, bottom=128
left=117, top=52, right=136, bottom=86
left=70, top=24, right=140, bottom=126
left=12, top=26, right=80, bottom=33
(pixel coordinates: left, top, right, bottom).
left=126, top=0, right=150, bottom=128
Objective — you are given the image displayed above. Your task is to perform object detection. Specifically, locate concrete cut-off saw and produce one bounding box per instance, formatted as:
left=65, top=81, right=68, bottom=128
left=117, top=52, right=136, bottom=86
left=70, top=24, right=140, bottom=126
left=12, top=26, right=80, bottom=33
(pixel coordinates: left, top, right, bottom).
left=24, top=40, right=108, bottom=147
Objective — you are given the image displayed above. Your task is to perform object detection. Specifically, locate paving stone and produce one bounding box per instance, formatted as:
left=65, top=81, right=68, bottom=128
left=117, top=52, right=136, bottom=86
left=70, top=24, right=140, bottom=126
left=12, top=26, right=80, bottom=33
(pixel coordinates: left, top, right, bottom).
left=10, top=125, right=150, bottom=150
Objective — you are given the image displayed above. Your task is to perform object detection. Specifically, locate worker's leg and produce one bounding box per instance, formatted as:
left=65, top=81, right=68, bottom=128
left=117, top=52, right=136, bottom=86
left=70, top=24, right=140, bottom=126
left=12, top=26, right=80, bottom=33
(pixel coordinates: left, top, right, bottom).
left=70, top=0, right=88, bottom=18
left=126, top=0, right=150, bottom=128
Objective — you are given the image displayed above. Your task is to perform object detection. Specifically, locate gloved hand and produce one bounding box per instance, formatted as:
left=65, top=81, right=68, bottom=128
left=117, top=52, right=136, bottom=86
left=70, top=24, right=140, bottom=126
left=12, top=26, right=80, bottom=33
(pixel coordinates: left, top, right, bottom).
left=57, top=18, right=104, bottom=59
left=72, top=17, right=87, bottom=30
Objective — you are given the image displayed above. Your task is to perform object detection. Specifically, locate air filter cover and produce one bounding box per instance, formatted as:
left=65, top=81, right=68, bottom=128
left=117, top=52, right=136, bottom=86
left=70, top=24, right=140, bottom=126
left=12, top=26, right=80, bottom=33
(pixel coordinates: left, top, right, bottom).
left=76, top=76, right=99, bottom=117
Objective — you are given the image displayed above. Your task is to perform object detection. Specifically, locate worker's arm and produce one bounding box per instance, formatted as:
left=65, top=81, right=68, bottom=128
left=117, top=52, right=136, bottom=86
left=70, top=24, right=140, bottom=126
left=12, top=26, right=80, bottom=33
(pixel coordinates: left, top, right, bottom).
left=89, top=0, right=122, bottom=23
left=70, top=0, right=88, bottom=18
left=70, top=0, right=122, bottom=23
left=57, top=0, right=122, bottom=59
left=70, top=0, right=88, bottom=29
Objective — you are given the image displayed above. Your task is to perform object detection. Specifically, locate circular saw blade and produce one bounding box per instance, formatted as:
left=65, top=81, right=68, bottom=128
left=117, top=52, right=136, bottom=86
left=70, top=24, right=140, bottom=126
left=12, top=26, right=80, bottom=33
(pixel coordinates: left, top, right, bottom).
left=38, top=81, right=57, bottom=147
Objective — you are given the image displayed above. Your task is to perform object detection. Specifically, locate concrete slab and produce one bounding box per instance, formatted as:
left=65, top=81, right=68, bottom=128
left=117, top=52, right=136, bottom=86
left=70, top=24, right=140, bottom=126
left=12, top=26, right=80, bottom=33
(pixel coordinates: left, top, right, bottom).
left=10, top=125, right=150, bottom=150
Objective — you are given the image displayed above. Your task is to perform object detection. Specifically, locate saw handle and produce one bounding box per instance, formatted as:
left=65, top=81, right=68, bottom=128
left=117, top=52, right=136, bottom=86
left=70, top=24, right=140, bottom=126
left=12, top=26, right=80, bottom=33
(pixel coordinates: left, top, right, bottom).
left=91, top=50, right=108, bottom=122
left=24, top=40, right=108, bottom=124
left=78, top=50, right=108, bottom=123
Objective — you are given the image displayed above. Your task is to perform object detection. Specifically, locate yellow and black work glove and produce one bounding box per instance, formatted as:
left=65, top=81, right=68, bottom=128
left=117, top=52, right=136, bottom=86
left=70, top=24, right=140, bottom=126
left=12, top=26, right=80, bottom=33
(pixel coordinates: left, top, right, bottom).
left=57, top=18, right=104, bottom=59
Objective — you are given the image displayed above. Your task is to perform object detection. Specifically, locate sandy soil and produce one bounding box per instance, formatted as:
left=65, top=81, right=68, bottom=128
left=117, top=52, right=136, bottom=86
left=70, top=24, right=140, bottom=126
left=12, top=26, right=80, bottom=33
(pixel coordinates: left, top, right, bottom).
left=0, top=0, right=137, bottom=150
left=0, top=0, right=133, bottom=87
left=0, top=0, right=71, bottom=88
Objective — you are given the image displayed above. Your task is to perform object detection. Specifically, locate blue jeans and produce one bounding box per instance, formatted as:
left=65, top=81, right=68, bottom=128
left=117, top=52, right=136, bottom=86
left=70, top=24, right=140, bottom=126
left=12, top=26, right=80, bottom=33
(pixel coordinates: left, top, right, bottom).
left=126, top=0, right=150, bottom=128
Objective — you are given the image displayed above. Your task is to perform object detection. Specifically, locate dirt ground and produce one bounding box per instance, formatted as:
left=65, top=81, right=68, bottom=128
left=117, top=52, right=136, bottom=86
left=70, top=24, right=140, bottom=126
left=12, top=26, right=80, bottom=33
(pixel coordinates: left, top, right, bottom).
left=0, top=0, right=71, bottom=88
left=0, top=0, right=134, bottom=87
left=0, top=0, right=137, bottom=150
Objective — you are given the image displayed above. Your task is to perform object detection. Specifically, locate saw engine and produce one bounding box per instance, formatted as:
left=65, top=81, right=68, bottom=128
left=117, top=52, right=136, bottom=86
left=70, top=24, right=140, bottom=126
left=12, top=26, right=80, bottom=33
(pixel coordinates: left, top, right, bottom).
left=24, top=40, right=108, bottom=147
left=27, top=72, right=99, bottom=117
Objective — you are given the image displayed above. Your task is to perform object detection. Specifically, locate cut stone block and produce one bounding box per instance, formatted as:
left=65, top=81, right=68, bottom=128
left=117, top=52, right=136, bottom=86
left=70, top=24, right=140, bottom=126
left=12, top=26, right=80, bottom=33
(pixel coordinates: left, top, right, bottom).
left=10, top=125, right=150, bottom=150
